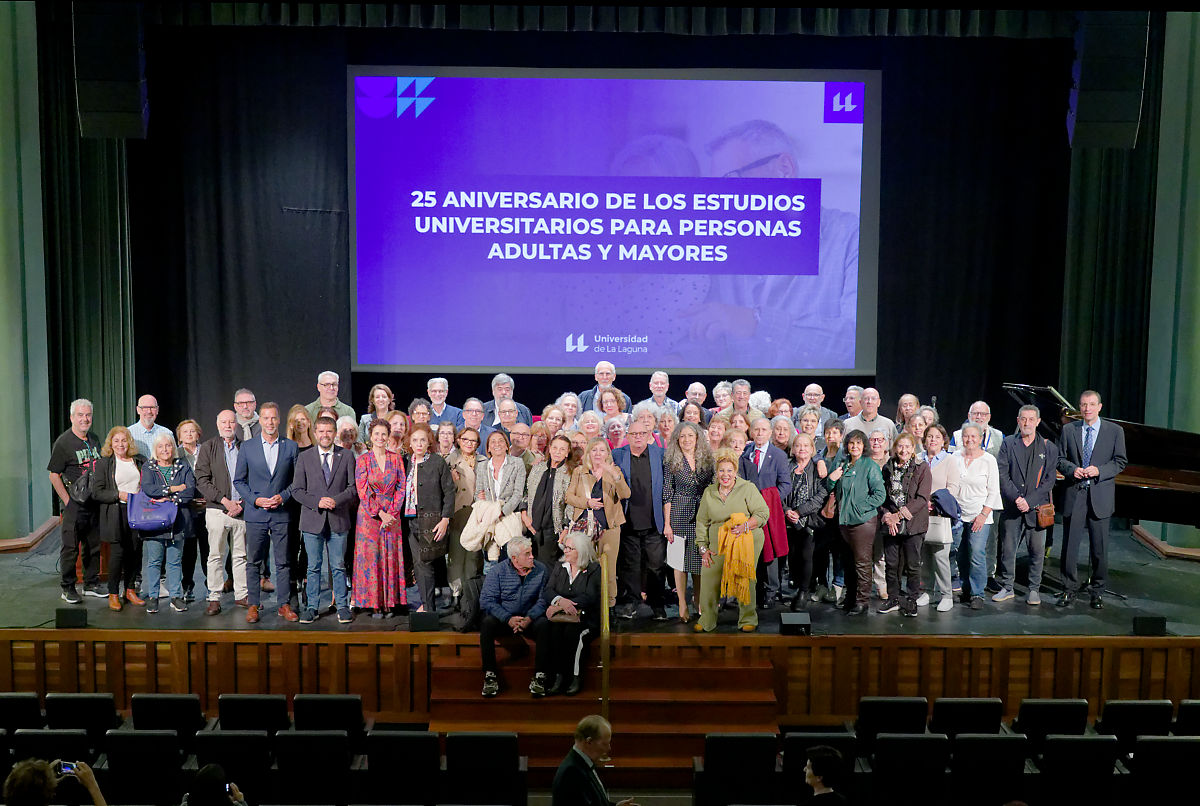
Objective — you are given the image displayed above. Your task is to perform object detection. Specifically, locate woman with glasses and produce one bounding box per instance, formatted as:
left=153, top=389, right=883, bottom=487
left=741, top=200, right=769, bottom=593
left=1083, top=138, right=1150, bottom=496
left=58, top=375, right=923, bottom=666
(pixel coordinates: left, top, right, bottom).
left=447, top=427, right=483, bottom=608
left=528, top=532, right=601, bottom=697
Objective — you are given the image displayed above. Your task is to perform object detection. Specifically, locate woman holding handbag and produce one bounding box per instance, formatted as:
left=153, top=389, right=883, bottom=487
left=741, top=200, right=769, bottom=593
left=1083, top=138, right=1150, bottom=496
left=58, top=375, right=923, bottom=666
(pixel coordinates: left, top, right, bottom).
left=565, top=437, right=630, bottom=609
left=90, top=426, right=146, bottom=611
left=139, top=433, right=196, bottom=614
left=403, top=424, right=455, bottom=613
left=529, top=532, right=602, bottom=697
left=877, top=433, right=932, bottom=617
left=784, top=433, right=830, bottom=611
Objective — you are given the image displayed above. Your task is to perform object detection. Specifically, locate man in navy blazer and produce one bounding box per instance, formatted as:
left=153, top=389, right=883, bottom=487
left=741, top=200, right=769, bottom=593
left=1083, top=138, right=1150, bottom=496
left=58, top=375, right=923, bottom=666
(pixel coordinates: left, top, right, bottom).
left=233, top=402, right=300, bottom=624
left=741, top=418, right=793, bottom=607
left=290, top=415, right=357, bottom=624
left=1055, top=390, right=1127, bottom=609
left=611, top=421, right=666, bottom=621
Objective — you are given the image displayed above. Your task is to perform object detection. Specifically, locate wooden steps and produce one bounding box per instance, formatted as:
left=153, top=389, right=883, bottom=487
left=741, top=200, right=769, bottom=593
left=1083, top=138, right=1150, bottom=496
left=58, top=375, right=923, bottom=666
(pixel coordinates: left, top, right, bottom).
left=427, top=646, right=778, bottom=788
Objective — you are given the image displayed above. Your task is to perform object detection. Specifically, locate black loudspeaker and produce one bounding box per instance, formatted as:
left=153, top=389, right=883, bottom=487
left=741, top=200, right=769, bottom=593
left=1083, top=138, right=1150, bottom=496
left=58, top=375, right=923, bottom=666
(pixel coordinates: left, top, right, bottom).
left=72, top=2, right=149, bottom=138
left=1132, top=615, right=1167, bottom=636
left=1067, top=11, right=1150, bottom=149
left=55, top=608, right=88, bottom=628
left=409, top=612, right=441, bottom=632
left=780, top=612, right=811, bottom=636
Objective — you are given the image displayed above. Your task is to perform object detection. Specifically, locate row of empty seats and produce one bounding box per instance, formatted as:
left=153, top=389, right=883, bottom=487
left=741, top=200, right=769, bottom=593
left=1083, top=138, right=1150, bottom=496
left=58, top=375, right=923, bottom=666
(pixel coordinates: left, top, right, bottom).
left=0, top=693, right=525, bottom=806
left=695, top=696, right=1200, bottom=806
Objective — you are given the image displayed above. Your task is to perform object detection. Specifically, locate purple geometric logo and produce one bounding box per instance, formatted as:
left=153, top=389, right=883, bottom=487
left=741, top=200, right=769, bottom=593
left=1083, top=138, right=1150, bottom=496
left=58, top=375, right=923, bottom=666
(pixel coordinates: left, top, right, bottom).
left=823, top=82, right=865, bottom=124
left=397, top=77, right=435, bottom=118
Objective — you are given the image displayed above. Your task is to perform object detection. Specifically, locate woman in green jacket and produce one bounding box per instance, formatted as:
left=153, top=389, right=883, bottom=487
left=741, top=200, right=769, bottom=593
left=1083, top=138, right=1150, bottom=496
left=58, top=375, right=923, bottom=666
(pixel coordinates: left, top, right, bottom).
left=826, top=430, right=886, bottom=615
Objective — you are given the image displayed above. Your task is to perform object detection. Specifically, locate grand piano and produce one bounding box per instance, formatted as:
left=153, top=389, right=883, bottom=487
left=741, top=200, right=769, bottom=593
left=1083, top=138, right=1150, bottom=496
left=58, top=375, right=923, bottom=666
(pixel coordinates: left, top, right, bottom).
left=1002, top=383, right=1200, bottom=527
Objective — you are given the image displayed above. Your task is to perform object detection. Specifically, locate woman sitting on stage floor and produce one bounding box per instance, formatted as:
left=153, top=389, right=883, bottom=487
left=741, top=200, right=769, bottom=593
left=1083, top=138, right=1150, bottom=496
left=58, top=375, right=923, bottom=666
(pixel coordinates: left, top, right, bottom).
left=529, top=531, right=602, bottom=698
left=91, top=425, right=145, bottom=611
left=694, top=449, right=769, bottom=633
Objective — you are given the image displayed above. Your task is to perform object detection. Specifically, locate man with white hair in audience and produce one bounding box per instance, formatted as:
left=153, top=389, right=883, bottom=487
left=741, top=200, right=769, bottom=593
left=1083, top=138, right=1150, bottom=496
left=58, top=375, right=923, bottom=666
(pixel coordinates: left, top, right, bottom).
left=426, top=377, right=462, bottom=431
left=840, top=385, right=864, bottom=421
left=579, top=360, right=633, bottom=414
left=950, top=400, right=1005, bottom=457
left=796, top=384, right=839, bottom=432
left=482, top=372, right=533, bottom=427
left=843, top=388, right=897, bottom=445
left=638, top=371, right=679, bottom=416
left=305, top=370, right=356, bottom=422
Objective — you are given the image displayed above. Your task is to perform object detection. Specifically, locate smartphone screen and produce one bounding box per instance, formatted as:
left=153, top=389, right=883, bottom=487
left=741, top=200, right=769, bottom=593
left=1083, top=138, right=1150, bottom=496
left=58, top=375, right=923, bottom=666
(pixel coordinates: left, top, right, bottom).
left=59, top=761, right=77, bottom=774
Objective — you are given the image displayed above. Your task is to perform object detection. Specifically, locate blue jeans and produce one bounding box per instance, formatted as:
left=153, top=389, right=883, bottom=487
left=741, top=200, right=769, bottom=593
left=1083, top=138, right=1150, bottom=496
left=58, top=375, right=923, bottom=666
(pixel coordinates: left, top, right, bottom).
left=962, top=521, right=991, bottom=597
left=949, top=523, right=963, bottom=590
left=303, top=529, right=348, bottom=611
left=143, top=534, right=184, bottom=599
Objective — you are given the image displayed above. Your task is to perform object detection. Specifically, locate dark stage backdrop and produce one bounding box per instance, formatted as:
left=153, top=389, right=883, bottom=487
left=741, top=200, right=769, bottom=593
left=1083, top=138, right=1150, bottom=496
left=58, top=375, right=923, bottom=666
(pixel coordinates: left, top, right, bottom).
left=129, top=26, right=1071, bottom=432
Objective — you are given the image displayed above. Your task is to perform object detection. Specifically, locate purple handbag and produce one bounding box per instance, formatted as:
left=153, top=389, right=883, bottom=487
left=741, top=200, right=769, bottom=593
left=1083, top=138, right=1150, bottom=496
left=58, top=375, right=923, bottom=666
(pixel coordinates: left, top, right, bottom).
left=126, top=491, right=178, bottom=532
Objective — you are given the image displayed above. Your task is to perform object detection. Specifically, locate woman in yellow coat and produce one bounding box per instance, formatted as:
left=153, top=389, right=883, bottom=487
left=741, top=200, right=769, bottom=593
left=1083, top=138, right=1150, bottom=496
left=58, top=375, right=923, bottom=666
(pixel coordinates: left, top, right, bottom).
left=695, top=448, right=770, bottom=632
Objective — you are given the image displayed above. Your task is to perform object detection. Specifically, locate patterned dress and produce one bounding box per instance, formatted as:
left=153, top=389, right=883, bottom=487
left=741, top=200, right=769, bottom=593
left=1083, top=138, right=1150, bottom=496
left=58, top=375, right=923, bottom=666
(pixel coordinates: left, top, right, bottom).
left=353, top=449, right=407, bottom=609
left=664, top=457, right=713, bottom=574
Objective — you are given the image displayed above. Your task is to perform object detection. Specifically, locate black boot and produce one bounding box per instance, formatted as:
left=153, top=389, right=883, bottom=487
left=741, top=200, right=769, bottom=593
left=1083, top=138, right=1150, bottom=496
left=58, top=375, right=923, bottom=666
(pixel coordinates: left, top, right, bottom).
left=564, top=676, right=582, bottom=696
left=790, top=592, right=809, bottom=612
left=546, top=674, right=565, bottom=696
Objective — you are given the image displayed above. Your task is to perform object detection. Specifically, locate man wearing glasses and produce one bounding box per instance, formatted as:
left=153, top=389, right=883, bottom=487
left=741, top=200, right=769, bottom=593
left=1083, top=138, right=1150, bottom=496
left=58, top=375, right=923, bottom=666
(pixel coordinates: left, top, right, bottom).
left=611, top=421, right=668, bottom=621
left=233, top=388, right=261, bottom=441
left=305, top=370, right=356, bottom=423
left=128, top=394, right=172, bottom=459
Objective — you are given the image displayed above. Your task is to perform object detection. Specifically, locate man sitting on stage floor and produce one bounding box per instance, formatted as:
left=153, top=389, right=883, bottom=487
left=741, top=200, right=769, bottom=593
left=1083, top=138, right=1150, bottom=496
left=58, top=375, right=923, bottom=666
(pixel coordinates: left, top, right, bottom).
left=479, top=536, right=548, bottom=697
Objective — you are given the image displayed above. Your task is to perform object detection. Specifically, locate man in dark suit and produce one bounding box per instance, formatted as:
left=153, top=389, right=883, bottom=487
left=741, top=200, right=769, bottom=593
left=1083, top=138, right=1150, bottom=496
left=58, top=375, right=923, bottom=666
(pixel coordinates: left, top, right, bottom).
left=994, top=405, right=1059, bottom=606
left=741, top=417, right=793, bottom=607
left=290, top=416, right=357, bottom=625
left=551, top=715, right=637, bottom=806
left=1056, top=390, right=1127, bottom=609
left=611, top=416, right=666, bottom=621
left=233, top=402, right=300, bottom=624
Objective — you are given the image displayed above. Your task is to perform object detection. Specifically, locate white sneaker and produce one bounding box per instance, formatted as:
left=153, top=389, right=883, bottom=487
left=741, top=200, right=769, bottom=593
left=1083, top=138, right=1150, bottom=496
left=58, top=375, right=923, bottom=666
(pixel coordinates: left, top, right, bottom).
left=937, top=596, right=954, bottom=612
left=916, top=592, right=931, bottom=607
left=834, top=585, right=845, bottom=606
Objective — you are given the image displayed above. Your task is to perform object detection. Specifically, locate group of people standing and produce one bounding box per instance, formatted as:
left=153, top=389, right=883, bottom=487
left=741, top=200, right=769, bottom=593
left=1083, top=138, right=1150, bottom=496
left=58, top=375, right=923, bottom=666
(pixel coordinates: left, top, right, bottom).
left=48, top=361, right=1125, bottom=637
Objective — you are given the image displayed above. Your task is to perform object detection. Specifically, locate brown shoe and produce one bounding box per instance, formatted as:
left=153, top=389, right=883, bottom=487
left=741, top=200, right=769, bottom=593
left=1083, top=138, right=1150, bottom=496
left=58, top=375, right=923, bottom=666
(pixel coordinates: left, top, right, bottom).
left=125, top=588, right=146, bottom=606
left=246, top=605, right=260, bottom=623
left=234, top=597, right=249, bottom=608
left=108, top=594, right=122, bottom=612
left=261, top=579, right=276, bottom=592
left=278, top=604, right=300, bottom=622
left=205, top=601, right=222, bottom=616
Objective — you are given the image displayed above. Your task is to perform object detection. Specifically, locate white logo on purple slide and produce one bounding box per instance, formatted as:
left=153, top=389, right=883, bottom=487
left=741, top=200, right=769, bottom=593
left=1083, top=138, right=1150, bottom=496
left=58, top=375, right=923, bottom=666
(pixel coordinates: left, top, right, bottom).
left=823, top=82, right=864, bottom=124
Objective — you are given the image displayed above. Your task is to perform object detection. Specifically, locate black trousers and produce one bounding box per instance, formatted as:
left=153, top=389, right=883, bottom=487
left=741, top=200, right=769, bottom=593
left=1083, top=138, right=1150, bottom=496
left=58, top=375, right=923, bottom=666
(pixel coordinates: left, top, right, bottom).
left=1061, top=492, right=1109, bottom=594
left=841, top=518, right=878, bottom=606
left=60, top=500, right=100, bottom=588
left=406, top=514, right=448, bottom=610
left=479, top=614, right=547, bottom=673
left=533, top=616, right=595, bottom=677
left=883, top=531, right=924, bottom=606
left=106, top=503, right=142, bottom=595
left=617, top=525, right=666, bottom=607
left=786, top=525, right=816, bottom=594
left=181, top=507, right=208, bottom=594
left=533, top=524, right=562, bottom=568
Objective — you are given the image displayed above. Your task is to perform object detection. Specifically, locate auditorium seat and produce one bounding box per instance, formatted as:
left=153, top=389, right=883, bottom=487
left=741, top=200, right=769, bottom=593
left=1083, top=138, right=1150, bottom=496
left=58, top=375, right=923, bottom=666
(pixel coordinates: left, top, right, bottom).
left=274, top=730, right=352, bottom=805
left=0, top=728, right=10, bottom=781
left=194, top=730, right=272, bottom=796
left=293, top=694, right=369, bottom=751
left=1036, top=735, right=1120, bottom=805
left=1174, top=699, right=1200, bottom=735
left=131, top=693, right=208, bottom=752
left=868, top=733, right=949, bottom=805
left=1009, top=698, right=1088, bottom=755
left=929, top=697, right=1003, bottom=739
left=1094, top=699, right=1173, bottom=757
left=103, top=729, right=185, bottom=805
left=12, top=728, right=93, bottom=765
left=853, top=697, right=927, bottom=754
left=366, top=730, right=440, bottom=806
left=217, top=693, right=291, bottom=734
left=443, top=732, right=525, bottom=806
left=951, top=734, right=1029, bottom=805
left=0, top=693, right=45, bottom=735
left=693, top=733, right=779, bottom=806
left=1127, top=736, right=1200, bottom=794
left=44, top=693, right=120, bottom=754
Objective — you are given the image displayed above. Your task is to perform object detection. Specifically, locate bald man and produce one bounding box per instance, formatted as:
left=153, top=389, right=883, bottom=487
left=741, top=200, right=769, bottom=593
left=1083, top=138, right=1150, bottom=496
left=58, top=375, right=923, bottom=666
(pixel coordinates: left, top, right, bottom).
left=842, top=388, right=897, bottom=445
left=128, top=394, right=173, bottom=459
left=794, top=383, right=838, bottom=432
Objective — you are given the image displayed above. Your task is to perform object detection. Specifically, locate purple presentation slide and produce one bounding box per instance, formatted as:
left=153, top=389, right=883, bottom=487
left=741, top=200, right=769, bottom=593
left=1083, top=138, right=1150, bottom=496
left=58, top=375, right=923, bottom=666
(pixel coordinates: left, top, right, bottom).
left=351, top=73, right=866, bottom=371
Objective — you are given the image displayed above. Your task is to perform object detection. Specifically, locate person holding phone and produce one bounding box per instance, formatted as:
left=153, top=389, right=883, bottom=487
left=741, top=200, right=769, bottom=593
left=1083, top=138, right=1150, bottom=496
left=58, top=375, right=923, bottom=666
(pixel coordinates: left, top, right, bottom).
left=180, top=764, right=248, bottom=806
left=2, top=759, right=107, bottom=806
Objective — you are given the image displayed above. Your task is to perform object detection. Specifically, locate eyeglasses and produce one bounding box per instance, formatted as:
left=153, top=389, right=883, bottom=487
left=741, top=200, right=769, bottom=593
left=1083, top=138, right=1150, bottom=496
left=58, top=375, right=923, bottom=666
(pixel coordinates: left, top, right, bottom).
left=460, top=437, right=480, bottom=445
left=319, top=382, right=338, bottom=388
left=234, top=399, right=255, bottom=406
left=464, top=409, right=483, bottom=415
left=138, top=405, right=159, bottom=411
left=628, top=430, right=650, bottom=437
left=722, top=153, right=784, bottom=178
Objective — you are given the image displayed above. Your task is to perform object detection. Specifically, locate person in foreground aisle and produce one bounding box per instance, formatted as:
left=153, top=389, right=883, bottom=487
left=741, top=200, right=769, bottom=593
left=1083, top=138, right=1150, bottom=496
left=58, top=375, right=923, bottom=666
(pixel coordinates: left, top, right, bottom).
left=740, top=418, right=793, bottom=608
left=953, top=423, right=1002, bottom=610
left=695, top=449, right=770, bottom=633
left=804, top=745, right=849, bottom=804
left=195, top=411, right=248, bottom=615
left=612, top=419, right=667, bottom=621
left=566, top=438, right=631, bottom=609
left=90, top=426, right=145, bottom=611
left=290, top=416, right=357, bottom=624
left=877, top=433, right=931, bottom=617
left=183, top=764, right=248, bottom=806
left=305, top=370, right=356, bottom=423
left=354, top=419, right=407, bottom=618
left=552, top=715, right=638, bottom=806
left=234, top=402, right=300, bottom=624
left=49, top=398, right=102, bottom=603
left=1056, top=390, right=1127, bottom=610
left=4, top=758, right=108, bottom=806
left=140, top=434, right=197, bottom=613
left=994, top=405, right=1059, bottom=606
left=530, top=532, right=602, bottom=697
left=827, top=430, right=886, bottom=615
left=479, top=536, right=548, bottom=697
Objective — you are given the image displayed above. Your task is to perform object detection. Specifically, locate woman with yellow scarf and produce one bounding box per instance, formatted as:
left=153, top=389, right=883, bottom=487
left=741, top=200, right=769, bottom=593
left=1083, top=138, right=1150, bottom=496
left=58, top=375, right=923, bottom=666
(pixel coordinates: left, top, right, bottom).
left=694, top=449, right=770, bottom=632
